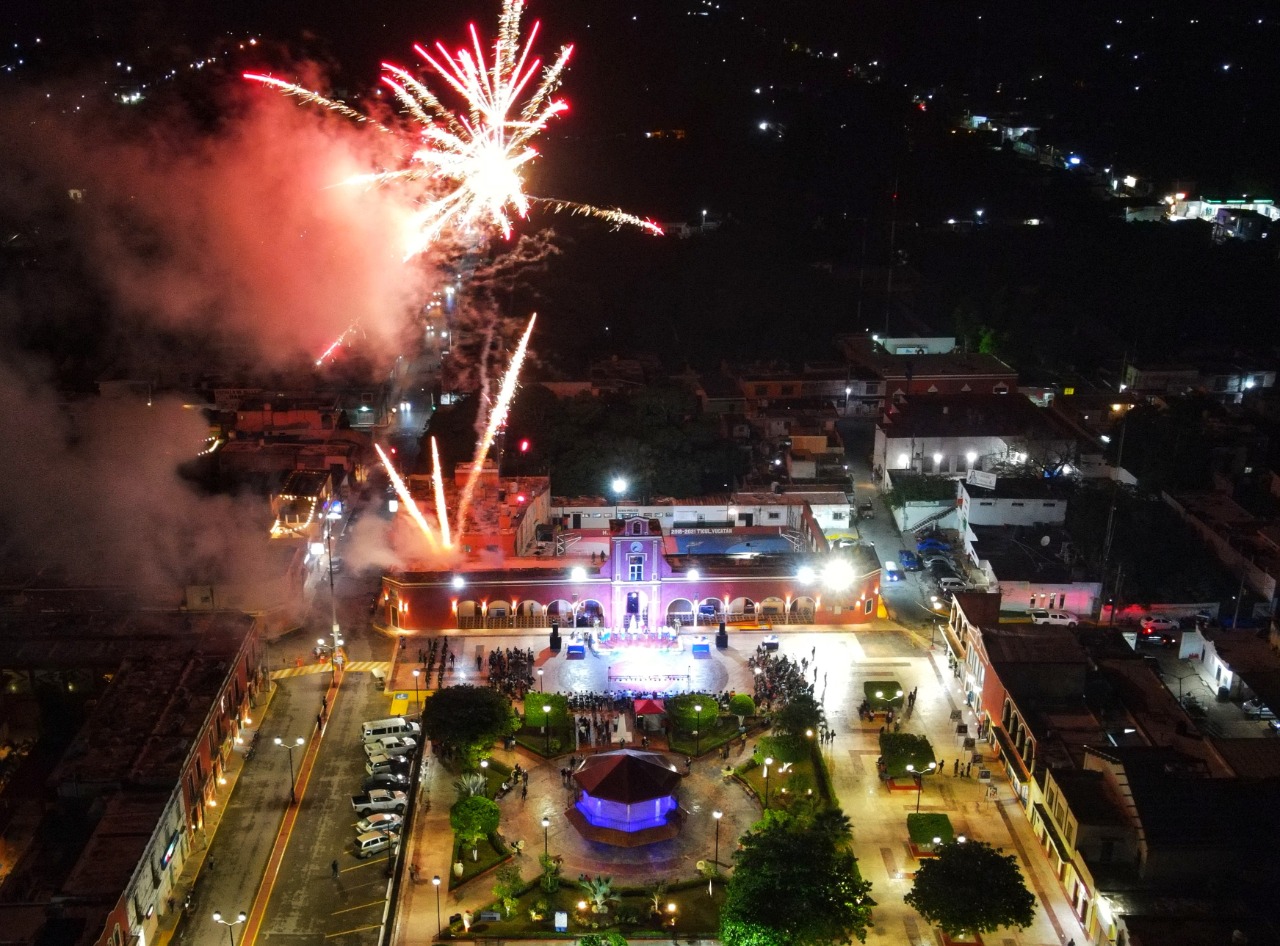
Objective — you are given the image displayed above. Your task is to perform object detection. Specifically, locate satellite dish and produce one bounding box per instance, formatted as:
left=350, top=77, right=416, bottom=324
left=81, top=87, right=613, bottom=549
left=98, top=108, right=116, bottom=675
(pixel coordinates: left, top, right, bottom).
left=1040, top=535, right=1051, bottom=547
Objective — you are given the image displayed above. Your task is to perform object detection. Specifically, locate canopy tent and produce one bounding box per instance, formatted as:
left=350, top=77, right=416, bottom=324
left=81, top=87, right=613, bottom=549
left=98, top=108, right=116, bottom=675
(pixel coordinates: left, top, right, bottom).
left=633, top=697, right=666, bottom=716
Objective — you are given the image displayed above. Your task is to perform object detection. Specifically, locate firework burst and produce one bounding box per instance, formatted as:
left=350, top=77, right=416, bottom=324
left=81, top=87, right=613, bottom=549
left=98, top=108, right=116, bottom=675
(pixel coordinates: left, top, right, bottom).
left=246, top=0, right=660, bottom=259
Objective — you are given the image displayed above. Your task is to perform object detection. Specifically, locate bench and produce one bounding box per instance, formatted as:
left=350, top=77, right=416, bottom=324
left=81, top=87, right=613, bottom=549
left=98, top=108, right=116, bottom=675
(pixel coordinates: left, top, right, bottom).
left=478, top=910, right=502, bottom=922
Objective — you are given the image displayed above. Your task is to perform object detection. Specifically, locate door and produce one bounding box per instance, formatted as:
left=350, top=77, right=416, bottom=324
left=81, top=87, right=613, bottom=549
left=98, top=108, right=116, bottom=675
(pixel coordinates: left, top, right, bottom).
left=572, top=513, right=581, bottom=529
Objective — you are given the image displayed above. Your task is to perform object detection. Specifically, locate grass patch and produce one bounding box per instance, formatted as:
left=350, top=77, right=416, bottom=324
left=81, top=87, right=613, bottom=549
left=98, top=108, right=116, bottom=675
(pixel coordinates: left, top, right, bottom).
left=737, top=736, right=820, bottom=807
left=864, top=680, right=905, bottom=710
left=907, top=812, right=954, bottom=848
left=449, top=835, right=509, bottom=890
left=668, top=716, right=740, bottom=757
left=878, top=732, right=936, bottom=779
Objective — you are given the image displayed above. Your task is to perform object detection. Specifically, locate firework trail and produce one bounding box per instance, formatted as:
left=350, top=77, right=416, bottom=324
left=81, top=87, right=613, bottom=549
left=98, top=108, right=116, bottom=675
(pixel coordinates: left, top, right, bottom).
left=315, top=323, right=358, bottom=365
left=375, top=443, right=441, bottom=546
left=245, top=0, right=661, bottom=259
left=455, top=312, right=536, bottom=535
left=430, top=436, right=452, bottom=548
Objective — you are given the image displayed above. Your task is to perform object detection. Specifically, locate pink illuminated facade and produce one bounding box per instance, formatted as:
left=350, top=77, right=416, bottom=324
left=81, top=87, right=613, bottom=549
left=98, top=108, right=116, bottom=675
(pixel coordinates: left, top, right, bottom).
left=379, top=517, right=882, bottom=630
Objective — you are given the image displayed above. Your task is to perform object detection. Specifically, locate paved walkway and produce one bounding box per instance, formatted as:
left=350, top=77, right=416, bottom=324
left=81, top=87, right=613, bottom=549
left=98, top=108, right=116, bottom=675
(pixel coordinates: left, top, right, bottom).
left=388, top=628, right=1086, bottom=946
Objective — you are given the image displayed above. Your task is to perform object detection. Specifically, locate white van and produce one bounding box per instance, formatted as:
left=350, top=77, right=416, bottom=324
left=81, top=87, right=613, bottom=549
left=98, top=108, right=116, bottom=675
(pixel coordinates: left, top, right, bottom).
left=361, top=717, right=421, bottom=743
left=353, top=830, right=395, bottom=859
left=937, top=577, right=968, bottom=593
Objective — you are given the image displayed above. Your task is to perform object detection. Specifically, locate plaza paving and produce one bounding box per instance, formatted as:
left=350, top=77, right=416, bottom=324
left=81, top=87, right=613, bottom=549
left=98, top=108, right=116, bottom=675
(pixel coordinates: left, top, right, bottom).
left=390, top=627, right=1085, bottom=946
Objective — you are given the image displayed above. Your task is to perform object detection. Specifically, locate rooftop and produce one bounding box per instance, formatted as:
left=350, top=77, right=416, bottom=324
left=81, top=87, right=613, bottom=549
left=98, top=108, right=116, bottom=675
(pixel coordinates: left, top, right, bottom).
left=970, top=524, right=1080, bottom=583
left=984, top=623, right=1091, bottom=665
left=881, top=393, right=1079, bottom=441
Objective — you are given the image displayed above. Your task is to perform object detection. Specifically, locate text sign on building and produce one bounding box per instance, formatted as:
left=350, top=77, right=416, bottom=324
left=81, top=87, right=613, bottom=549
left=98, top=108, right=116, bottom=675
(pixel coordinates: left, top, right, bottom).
left=966, top=470, right=998, bottom=490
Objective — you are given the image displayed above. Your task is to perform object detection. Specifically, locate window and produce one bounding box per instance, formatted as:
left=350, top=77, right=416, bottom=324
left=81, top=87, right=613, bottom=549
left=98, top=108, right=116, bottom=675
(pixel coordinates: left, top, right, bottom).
left=1011, top=502, right=1025, bottom=507
left=865, top=382, right=879, bottom=394
left=628, top=554, right=644, bottom=581
left=864, top=598, right=874, bottom=615
left=979, top=501, right=994, bottom=506
left=767, top=512, right=781, bottom=521
left=832, top=511, right=845, bottom=521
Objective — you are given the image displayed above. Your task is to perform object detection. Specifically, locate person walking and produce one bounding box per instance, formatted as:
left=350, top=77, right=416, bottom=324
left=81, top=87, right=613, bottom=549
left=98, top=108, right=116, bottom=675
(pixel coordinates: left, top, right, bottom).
left=331, top=859, right=339, bottom=879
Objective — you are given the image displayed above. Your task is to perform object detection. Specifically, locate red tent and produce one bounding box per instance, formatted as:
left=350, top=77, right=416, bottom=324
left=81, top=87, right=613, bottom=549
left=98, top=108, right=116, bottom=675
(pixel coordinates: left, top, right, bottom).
left=633, top=697, right=666, bottom=716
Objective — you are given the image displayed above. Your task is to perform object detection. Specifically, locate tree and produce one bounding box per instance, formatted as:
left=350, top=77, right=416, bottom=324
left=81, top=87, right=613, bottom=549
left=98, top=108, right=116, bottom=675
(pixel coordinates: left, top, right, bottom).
left=721, top=813, right=874, bottom=946
left=904, top=840, right=1035, bottom=938
left=421, top=685, right=519, bottom=766
left=450, top=795, right=500, bottom=861
left=773, top=692, right=823, bottom=741
left=728, top=693, right=756, bottom=727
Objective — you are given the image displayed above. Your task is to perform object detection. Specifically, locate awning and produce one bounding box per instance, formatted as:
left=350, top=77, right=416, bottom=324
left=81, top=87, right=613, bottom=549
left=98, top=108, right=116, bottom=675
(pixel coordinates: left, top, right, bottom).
left=1034, top=804, right=1072, bottom=862
left=633, top=698, right=666, bottom=715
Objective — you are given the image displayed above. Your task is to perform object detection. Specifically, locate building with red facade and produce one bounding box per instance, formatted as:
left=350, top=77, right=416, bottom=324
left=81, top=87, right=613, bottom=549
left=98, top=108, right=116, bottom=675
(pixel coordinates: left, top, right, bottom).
left=379, top=515, right=883, bottom=632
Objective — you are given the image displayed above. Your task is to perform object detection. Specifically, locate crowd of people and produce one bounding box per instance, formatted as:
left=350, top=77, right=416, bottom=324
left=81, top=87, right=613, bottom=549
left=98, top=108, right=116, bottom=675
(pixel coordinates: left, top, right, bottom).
left=748, top=646, right=815, bottom=711
left=414, top=637, right=453, bottom=689
left=487, top=646, right=536, bottom=698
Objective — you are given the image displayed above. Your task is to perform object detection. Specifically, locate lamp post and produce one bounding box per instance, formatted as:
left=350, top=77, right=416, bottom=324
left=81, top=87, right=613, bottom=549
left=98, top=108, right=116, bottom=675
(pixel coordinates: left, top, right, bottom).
left=542, top=703, right=552, bottom=754
left=611, top=476, right=627, bottom=518
left=763, top=756, right=773, bottom=809
left=432, top=875, right=442, bottom=933
left=412, top=668, right=421, bottom=715
left=274, top=736, right=305, bottom=804
left=694, top=704, right=702, bottom=756
left=324, top=525, right=341, bottom=659
left=211, top=911, right=247, bottom=946
left=542, top=816, right=550, bottom=857
left=537, top=668, right=544, bottom=692
left=906, top=762, right=937, bottom=813
left=712, top=810, right=723, bottom=866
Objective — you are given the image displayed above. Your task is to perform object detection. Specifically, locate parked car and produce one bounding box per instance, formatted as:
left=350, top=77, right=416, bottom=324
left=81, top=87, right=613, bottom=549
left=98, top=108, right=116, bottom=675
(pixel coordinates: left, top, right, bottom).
left=1243, top=699, right=1277, bottom=720
left=364, top=736, right=417, bottom=759
left=1141, top=617, right=1180, bottom=633
left=917, top=537, right=949, bottom=553
left=1030, top=610, right=1080, bottom=627
left=362, top=772, right=411, bottom=792
left=366, top=754, right=412, bottom=777
left=923, top=554, right=955, bottom=570
left=352, top=830, right=395, bottom=859
left=897, top=549, right=922, bottom=571
left=1136, top=630, right=1176, bottom=648
left=938, top=577, right=968, bottom=593
left=356, top=812, right=403, bottom=834
left=883, top=561, right=902, bottom=582
left=857, top=501, right=875, bottom=520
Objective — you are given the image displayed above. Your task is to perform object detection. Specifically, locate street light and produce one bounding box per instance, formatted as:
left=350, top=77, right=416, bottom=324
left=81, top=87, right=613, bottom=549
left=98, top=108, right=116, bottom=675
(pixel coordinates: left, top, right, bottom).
left=537, top=668, right=544, bottom=692
left=763, top=756, right=773, bottom=809
left=611, top=476, right=627, bottom=518
left=324, top=525, right=341, bottom=659
left=905, top=762, right=937, bottom=813
left=694, top=704, right=702, bottom=756
left=211, top=911, right=247, bottom=946
left=542, top=816, right=551, bottom=857
left=274, top=736, right=305, bottom=804
left=542, top=703, right=552, bottom=754
left=412, top=668, right=421, bottom=714
left=432, top=875, right=442, bottom=933
left=712, top=810, right=723, bottom=866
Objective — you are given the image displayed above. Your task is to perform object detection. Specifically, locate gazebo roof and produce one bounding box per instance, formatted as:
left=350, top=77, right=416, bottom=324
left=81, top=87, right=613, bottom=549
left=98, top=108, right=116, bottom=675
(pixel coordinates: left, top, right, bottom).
left=633, top=697, right=666, bottom=715
left=573, top=749, right=681, bottom=802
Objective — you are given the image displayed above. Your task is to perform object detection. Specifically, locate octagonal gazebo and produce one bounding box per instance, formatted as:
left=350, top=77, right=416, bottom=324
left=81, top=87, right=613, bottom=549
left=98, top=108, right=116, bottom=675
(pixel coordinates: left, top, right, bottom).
left=566, top=749, right=684, bottom=846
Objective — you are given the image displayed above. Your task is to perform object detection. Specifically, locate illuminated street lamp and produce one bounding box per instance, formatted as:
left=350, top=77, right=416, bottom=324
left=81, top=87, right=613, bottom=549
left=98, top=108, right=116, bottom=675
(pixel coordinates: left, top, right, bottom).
left=412, top=668, right=421, bottom=715
left=693, top=704, right=703, bottom=756
left=537, top=668, right=544, bottom=692
left=712, top=810, right=723, bottom=866
left=542, top=816, right=551, bottom=857
left=211, top=911, right=247, bottom=946
left=542, top=703, right=552, bottom=754
left=274, top=736, right=305, bottom=804
left=611, top=476, right=628, bottom=518
left=905, top=761, right=937, bottom=813
left=763, top=756, right=774, bottom=809
left=432, top=876, right=442, bottom=933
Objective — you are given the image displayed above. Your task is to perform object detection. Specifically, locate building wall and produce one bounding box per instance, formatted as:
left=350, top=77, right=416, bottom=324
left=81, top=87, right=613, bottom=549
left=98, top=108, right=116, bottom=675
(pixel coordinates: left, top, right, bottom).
left=997, top=582, right=1102, bottom=616
left=961, top=490, right=1067, bottom=527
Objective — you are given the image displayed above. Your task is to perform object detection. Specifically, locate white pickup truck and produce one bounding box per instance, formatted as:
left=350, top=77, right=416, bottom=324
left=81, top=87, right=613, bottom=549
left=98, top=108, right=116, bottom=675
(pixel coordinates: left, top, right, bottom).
left=350, top=789, right=407, bottom=816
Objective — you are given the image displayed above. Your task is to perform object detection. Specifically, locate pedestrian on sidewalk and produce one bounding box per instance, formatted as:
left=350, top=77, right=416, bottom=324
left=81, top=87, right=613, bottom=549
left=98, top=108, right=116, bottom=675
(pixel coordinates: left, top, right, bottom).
left=208, top=856, right=215, bottom=872
left=953, top=759, right=960, bottom=776
left=521, top=782, right=528, bottom=800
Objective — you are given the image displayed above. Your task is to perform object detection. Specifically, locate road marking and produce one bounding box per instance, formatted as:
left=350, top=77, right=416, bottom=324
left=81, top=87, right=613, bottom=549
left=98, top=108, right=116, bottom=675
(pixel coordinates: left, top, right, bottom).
left=242, top=674, right=343, bottom=946
left=330, top=898, right=389, bottom=915
left=324, top=924, right=383, bottom=939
